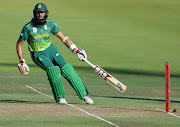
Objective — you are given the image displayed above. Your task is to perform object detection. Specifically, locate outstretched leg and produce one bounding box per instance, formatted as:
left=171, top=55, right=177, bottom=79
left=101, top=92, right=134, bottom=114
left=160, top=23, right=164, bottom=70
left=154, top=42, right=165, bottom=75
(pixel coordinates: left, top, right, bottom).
left=46, top=66, right=67, bottom=104
left=62, top=64, right=93, bottom=104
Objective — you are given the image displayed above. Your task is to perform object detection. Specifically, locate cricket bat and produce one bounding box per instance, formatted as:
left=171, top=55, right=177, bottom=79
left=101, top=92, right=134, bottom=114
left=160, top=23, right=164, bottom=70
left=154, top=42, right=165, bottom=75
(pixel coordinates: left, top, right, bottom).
left=82, top=58, right=127, bottom=93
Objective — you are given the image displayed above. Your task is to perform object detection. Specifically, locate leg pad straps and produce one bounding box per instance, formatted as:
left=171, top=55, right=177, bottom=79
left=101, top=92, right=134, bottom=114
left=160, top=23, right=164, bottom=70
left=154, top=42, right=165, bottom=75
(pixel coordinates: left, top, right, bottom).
left=62, top=64, right=88, bottom=100
left=46, top=66, right=66, bottom=100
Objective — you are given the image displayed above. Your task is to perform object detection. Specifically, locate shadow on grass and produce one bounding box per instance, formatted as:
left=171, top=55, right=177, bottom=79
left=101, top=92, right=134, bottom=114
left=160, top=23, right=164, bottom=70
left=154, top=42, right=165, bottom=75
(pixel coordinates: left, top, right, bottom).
left=1, top=63, right=180, bottom=77
left=0, top=99, right=53, bottom=104
left=92, top=95, right=180, bottom=103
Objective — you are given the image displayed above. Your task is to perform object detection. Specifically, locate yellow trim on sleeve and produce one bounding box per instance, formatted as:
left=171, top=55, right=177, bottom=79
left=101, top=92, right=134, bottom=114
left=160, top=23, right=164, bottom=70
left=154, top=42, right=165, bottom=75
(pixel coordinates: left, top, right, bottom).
left=46, top=19, right=51, bottom=22
left=26, top=23, right=31, bottom=27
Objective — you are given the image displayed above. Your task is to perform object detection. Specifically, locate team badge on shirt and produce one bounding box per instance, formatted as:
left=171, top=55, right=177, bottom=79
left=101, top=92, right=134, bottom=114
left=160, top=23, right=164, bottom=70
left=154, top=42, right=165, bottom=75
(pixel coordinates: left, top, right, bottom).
left=33, top=27, right=37, bottom=33
left=44, top=25, right=47, bottom=30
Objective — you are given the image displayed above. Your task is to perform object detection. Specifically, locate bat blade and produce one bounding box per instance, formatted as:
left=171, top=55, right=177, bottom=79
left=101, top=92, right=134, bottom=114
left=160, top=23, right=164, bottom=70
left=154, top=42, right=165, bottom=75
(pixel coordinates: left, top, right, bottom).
left=94, top=65, right=127, bottom=93
left=106, top=75, right=127, bottom=93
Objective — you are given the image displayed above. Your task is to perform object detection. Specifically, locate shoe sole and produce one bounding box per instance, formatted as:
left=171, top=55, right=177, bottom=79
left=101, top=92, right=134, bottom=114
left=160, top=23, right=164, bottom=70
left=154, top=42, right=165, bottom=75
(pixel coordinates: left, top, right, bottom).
left=86, top=103, right=94, bottom=105
left=57, top=103, right=68, bottom=105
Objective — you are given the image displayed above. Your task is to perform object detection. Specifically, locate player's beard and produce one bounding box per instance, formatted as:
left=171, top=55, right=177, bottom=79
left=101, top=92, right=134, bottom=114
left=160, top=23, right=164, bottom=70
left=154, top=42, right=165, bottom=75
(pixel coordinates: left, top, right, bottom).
left=32, top=18, right=46, bottom=26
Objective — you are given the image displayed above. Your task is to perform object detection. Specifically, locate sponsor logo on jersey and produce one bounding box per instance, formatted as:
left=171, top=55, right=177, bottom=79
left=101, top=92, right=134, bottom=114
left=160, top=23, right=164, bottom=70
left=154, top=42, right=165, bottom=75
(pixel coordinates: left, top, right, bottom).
left=33, top=27, right=37, bottom=33
left=34, top=33, right=50, bottom=40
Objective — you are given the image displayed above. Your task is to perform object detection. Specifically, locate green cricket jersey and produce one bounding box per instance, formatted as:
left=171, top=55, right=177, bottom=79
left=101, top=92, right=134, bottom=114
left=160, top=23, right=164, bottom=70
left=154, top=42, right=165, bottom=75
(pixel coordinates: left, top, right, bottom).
left=19, top=19, right=60, bottom=52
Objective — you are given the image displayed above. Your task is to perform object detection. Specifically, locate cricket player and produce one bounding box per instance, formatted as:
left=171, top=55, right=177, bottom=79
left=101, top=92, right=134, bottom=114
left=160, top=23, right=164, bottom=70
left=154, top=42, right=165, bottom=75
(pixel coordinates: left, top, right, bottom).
left=16, top=3, right=93, bottom=105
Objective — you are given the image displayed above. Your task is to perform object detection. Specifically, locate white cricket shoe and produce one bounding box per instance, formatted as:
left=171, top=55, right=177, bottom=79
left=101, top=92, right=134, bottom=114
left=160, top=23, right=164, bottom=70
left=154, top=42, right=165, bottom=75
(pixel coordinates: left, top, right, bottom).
left=56, top=98, right=68, bottom=105
left=84, top=95, right=93, bottom=105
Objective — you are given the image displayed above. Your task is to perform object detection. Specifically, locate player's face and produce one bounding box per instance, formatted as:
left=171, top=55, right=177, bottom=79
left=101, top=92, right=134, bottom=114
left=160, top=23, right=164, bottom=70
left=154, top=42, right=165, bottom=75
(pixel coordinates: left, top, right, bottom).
left=36, top=12, right=46, bottom=20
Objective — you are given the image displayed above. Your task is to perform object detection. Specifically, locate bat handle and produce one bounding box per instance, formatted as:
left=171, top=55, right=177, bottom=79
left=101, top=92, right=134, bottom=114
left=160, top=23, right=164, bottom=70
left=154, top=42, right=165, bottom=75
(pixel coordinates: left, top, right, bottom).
left=82, top=58, right=96, bottom=68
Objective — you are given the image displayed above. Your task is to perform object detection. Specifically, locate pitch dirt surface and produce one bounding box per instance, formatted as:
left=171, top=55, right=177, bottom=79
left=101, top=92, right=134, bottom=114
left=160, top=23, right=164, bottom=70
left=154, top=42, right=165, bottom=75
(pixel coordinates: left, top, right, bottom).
left=0, top=103, right=175, bottom=118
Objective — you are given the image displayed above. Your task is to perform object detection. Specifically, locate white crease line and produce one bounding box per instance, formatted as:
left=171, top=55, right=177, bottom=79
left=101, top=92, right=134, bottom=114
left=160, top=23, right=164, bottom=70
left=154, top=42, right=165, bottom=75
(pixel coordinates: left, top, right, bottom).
left=25, top=85, right=119, bottom=127
left=25, top=85, right=54, bottom=99
left=68, top=104, right=119, bottom=127
left=156, top=108, right=166, bottom=112
left=156, top=108, right=180, bottom=118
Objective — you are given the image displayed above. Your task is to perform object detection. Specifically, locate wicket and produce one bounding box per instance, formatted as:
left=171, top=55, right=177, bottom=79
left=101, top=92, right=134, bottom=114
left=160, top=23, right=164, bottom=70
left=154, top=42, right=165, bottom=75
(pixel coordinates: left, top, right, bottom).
left=165, top=62, right=170, bottom=112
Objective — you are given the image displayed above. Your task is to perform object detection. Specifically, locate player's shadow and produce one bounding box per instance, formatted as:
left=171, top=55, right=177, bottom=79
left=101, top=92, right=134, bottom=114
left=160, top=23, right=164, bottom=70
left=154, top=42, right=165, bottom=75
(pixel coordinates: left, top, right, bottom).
left=92, top=95, right=180, bottom=103
left=75, top=66, right=180, bottom=77
left=1, top=63, right=180, bottom=77
left=0, top=99, right=52, bottom=104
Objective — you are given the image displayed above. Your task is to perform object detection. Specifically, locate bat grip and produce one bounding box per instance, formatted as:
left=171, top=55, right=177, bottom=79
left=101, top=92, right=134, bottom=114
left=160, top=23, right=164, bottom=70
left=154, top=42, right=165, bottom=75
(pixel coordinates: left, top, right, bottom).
left=82, top=58, right=96, bottom=68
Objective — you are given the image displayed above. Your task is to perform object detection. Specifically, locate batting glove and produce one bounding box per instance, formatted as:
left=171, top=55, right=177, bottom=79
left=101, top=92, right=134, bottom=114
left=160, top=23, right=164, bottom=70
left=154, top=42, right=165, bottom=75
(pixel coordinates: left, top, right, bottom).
left=76, top=48, right=87, bottom=61
left=18, top=59, right=29, bottom=75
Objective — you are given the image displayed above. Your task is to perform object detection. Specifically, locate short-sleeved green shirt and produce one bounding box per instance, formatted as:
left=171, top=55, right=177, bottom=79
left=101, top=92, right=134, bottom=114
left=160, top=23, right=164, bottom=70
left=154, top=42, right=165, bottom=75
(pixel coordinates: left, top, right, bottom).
left=19, top=19, right=60, bottom=52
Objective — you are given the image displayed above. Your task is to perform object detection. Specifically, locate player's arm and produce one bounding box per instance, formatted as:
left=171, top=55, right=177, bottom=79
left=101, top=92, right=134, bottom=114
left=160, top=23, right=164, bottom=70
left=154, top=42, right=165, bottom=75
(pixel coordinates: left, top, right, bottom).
left=55, top=32, right=87, bottom=61
left=55, top=32, right=78, bottom=52
left=16, top=39, right=29, bottom=75
left=16, top=39, right=24, bottom=61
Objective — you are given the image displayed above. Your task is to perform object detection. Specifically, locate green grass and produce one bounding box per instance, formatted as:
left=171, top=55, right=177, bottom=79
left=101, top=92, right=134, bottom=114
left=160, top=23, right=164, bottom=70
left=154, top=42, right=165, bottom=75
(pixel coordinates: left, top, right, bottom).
left=0, top=0, right=180, bottom=127
left=0, top=116, right=111, bottom=127
left=1, top=0, right=180, bottom=75
left=0, top=74, right=180, bottom=127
